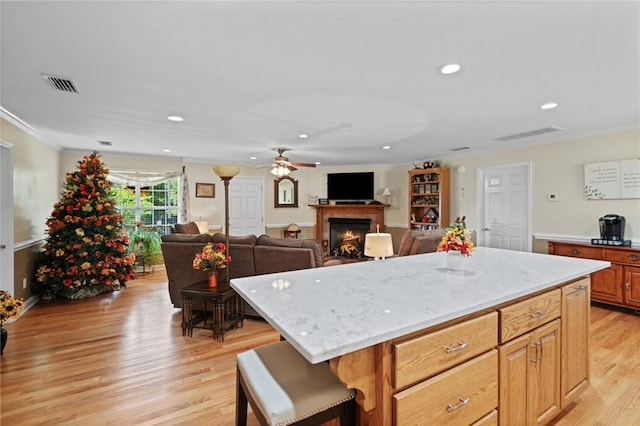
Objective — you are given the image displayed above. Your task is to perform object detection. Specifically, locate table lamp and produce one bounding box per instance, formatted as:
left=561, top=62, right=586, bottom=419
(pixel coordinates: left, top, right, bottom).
left=382, top=188, right=392, bottom=205
left=364, top=226, right=394, bottom=260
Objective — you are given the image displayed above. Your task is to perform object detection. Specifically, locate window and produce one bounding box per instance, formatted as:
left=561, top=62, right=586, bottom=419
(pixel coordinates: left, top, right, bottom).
left=109, top=177, right=180, bottom=235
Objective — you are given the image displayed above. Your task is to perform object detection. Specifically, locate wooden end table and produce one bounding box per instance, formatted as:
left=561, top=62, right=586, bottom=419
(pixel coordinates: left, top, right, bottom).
left=180, top=281, right=244, bottom=341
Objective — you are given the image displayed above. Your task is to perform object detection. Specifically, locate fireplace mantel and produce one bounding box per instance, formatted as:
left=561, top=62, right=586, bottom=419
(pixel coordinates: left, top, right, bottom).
left=309, top=204, right=387, bottom=247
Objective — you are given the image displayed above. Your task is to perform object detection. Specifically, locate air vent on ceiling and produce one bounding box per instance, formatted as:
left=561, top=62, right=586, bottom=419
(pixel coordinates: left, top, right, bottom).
left=451, top=146, right=470, bottom=152
left=98, top=140, right=112, bottom=146
left=41, top=74, right=80, bottom=93
left=494, top=125, right=564, bottom=142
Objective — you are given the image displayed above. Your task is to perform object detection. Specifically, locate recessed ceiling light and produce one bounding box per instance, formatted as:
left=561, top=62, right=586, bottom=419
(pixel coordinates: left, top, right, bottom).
left=250, top=156, right=257, bottom=160
left=167, top=115, right=184, bottom=122
left=298, top=134, right=309, bottom=139
left=439, top=63, right=461, bottom=75
left=382, top=146, right=391, bottom=150
left=162, top=149, right=171, bottom=153
left=315, top=161, right=321, bottom=165
left=540, top=102, right=558, bottom=110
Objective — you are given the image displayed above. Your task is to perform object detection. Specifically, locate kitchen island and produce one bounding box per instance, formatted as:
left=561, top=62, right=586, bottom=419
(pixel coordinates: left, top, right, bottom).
left=231, top=247, right=609, bottom=425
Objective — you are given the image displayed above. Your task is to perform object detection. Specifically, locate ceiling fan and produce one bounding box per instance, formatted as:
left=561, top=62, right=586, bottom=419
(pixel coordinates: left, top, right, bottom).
left=271, top=148, right=316, bottom=177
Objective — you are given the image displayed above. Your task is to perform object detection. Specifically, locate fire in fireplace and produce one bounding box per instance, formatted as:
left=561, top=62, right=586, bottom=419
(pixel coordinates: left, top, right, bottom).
left=329, top=218, right=371, bottom=258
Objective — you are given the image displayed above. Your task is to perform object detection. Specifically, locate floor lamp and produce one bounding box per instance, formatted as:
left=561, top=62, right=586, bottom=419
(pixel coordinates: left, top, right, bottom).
left=213, top=165, right=240, bottom=285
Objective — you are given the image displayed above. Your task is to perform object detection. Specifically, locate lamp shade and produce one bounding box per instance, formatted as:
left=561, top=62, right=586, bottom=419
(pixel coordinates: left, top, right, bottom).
left=364, top=233, right=394, bottom=260
left=213, top=165, right=240, bottom=178
left=194, top=220, right=209, bottom=234
left=381, top=188, right=392, bottom=196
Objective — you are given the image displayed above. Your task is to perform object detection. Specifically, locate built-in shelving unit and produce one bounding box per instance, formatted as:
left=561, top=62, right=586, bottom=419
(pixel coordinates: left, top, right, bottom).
left=408, top=167, right=450, bottom=230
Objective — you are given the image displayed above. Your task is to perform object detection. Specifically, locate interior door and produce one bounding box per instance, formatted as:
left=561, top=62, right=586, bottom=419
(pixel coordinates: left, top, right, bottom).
left=229, top=176, right=264, bottom=235
left=0, top=142, right=14, bottom=292
left=477, top=162, right=531, bottom=251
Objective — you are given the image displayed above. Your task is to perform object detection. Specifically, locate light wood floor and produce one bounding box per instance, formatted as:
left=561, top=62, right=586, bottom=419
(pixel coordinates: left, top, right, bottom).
left=2, top=270, right=640, bottom=425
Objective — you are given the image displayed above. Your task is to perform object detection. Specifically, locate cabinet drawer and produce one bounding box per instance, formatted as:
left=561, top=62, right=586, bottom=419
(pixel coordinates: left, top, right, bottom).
left=500, top=289, right=561, bottom=343
left=394, top=350, right=498, bottom=426
left=603, top=248, right=640, bottom=266
left=551, top=243, right=602, bottom=259
left=393, top=312, right=498, bottom=389
left=472, top=409, right=498, bottom=426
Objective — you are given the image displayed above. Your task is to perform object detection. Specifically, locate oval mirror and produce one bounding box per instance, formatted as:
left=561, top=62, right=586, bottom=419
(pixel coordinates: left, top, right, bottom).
left=274, top=176, right=298, bottom=208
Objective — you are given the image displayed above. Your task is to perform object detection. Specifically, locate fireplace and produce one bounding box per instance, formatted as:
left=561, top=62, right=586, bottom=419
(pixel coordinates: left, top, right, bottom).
left=329, top=218, right=371, bottom=258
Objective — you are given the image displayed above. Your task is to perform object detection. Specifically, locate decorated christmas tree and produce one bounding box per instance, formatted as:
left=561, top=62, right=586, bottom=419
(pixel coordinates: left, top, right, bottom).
left=35, top=152, right=135, bottom=299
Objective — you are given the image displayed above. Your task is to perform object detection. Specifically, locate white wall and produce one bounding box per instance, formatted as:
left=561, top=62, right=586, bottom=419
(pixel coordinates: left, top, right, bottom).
left=60, top=127, right=640, bottom=242
left=59, top=151, right=408, bottom=230
left=444, top=128, right=640, bottom=242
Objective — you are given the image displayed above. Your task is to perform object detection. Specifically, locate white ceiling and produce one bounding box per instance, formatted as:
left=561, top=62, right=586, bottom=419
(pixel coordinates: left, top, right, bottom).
left=1, top=1, right=639, bottom=167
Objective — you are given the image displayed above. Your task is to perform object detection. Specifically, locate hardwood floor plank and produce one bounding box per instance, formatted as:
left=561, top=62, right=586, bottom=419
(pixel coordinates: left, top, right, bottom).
left=2, top=272, right=640, bottom=425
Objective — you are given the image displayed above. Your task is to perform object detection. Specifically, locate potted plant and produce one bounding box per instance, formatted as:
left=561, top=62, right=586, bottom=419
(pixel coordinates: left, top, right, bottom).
left=128, top=223, right=163, bottom=273
left=1, top=291, right=24, bottom=355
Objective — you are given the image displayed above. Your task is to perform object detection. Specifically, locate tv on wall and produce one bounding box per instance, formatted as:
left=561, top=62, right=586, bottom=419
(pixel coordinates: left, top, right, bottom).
left=327, top=172, right=374, bottom=201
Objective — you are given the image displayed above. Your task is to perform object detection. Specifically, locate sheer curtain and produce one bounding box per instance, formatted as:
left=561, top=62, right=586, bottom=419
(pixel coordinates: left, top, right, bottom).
left=107, top=167, right=190, bottom=222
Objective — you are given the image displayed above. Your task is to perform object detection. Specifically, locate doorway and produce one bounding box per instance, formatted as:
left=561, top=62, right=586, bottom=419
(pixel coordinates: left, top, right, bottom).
left=476, top=162, right=532, bottom=252
left=229, top=176, right=264, bottom=236
left=0, top=142, right=14, bottom=291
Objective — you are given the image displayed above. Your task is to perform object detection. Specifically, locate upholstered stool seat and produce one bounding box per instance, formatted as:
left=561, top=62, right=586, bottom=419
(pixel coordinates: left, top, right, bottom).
left=236, top=341, right=356, bottom=426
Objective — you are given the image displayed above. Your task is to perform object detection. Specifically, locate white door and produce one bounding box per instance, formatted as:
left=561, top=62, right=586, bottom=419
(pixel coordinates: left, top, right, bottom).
left=0, top=142, right=14, bottom=292
left=477, top=162, right=531, bottom=252
left=229, top=176, right=264, bottom=235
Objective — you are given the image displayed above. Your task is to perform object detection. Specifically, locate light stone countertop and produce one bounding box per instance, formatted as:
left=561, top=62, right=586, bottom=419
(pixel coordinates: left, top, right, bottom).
left=231, top=247, right=610, bottom=363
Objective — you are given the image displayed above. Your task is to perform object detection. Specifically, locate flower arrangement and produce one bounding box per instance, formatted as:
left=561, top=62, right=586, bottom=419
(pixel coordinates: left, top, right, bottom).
left=437, top=219, right=474, bottom=256
left=0, top=291, right=24, bottom=326
left=193, top=243, right=231, bottom=271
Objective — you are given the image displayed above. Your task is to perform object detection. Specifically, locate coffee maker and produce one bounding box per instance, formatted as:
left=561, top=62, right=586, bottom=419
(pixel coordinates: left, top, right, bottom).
left=592, top=214, right=631, bottom=246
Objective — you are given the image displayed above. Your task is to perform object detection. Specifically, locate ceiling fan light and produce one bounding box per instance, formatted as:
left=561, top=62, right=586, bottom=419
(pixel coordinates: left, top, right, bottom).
left=270, top=165, right=291, bottom=177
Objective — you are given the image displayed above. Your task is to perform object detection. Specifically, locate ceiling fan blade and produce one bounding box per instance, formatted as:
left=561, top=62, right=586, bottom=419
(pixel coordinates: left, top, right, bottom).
left=287, top=165, right=298, bottom=172
left=291, top=162, right=316, bottom=168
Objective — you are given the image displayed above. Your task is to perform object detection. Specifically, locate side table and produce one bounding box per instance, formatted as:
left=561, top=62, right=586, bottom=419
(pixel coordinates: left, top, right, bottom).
left=180, top=281, right=244, bottom=341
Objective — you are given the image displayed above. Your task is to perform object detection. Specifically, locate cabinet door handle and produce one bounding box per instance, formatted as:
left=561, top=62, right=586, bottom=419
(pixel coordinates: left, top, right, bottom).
left=529, top=310, right=545, bottom=319
left=530, top=342, right=538, bottom=363
left=628, top=254, right=640, bottom=261
left=572, top=283, right=589, bottom=292
left=571, top=249, right=581, bottom=255
left=447, top=396, right=470, bottom=413
left=538, top=339, right=543, bottom=361
left=625, top=282, right=630, bottom=291
left=445, top=341, right=469, bottom=353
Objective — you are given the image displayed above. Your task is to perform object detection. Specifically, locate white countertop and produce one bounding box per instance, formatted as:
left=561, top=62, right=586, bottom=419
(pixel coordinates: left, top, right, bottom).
left=231, top=247, right=610, bottom=363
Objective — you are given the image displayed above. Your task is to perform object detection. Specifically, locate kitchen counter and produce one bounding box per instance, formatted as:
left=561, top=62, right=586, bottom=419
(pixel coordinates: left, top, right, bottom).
left=231, top=247, right=609, bottom=364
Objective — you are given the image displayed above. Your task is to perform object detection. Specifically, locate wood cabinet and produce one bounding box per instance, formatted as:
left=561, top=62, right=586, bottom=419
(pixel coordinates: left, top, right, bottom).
left=499, top=319, right=561, bottom=426
left=408, top=167, right=450, bottom=230
left=561, top=278, right=590, bottom=407
left=548, top=241, right=640, bottom=309
left=392, top=313, right=498, bottom=425
left=333, top=276, right=593, bottom=425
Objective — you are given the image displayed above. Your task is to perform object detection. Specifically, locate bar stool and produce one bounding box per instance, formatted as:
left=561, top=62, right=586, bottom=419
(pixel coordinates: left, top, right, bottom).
left=236, top=341, right=356, bottom=426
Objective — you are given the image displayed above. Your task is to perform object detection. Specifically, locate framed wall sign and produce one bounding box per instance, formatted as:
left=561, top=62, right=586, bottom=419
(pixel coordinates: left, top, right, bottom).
left=584, top=159, right=640, bottom=199
left=195, top=182, right=215, bottom=198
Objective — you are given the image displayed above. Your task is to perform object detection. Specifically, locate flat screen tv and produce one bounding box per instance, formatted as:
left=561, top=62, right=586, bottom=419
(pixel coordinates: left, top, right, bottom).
left=327, top=172, right=374, bottom=201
